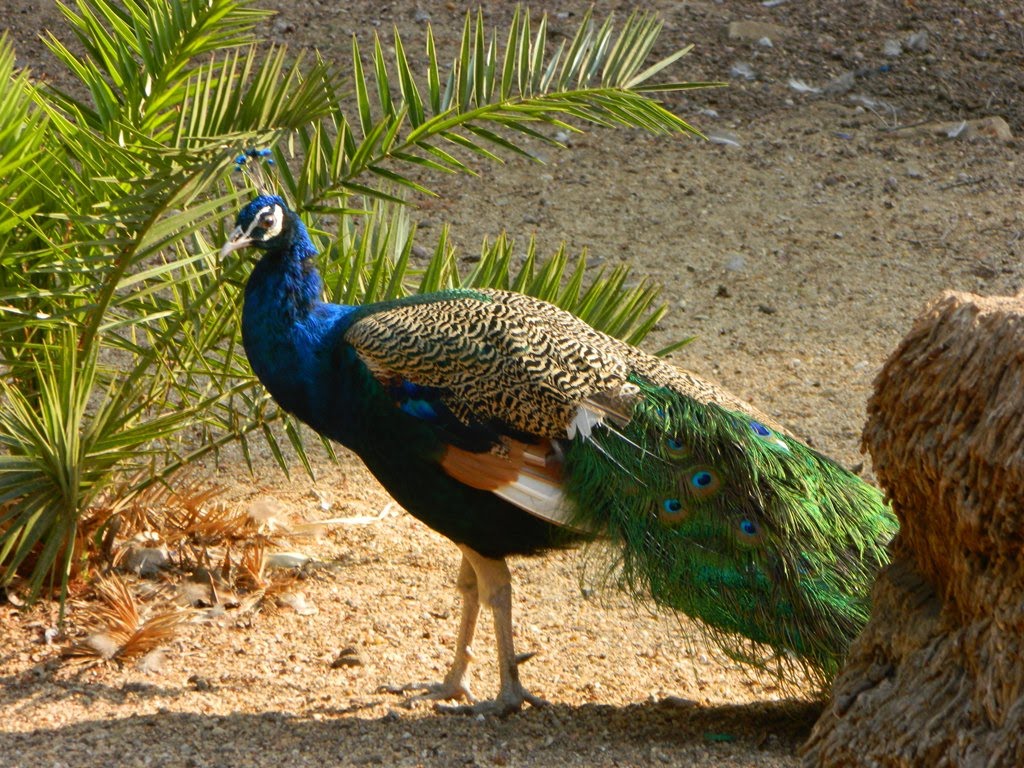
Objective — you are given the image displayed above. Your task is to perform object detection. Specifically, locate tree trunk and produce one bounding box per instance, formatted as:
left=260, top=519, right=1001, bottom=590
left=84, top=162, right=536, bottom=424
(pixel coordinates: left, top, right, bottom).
left=802, top=291, right=1024, bottom=767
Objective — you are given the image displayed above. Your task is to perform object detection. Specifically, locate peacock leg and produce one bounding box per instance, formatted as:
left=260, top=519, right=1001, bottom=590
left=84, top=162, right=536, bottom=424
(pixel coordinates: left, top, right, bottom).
left=382, top=552, right=478, bottom=704
left=438, top=547, right=547, bottom=716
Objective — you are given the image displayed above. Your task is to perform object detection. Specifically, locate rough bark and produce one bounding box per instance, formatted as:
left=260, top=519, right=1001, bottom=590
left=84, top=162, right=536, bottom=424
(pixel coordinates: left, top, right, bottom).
left=802, top=291, right=1024, bottom=768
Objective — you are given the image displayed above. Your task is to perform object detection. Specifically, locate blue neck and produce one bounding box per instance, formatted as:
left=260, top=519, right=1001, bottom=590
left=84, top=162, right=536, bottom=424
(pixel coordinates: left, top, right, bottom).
left=241, top=230, right=355, bottom=425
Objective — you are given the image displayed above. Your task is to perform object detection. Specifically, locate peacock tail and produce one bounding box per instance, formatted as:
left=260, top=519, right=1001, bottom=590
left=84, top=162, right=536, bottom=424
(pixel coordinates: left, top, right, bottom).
left=562, top=375, right=896, bottom=682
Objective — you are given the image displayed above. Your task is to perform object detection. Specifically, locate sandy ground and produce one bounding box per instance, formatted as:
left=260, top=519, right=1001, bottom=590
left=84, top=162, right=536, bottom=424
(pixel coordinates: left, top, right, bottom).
left=2, top=1, right=1022, bottom=766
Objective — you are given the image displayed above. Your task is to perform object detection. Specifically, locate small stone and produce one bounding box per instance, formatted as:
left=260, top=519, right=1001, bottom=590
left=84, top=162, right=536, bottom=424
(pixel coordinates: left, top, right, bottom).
left=883, top=39, right=902, bottom=57
left=188, top=674, right=213, bottom=691
left=725, top=254, right=746, bottom=272
left=729, top=62, right=756, bottom=81
left=727, top=21, right=789, bottom=43
left=824, top=71, right=856, bottom=95
left=905, top=29, right=929, bottom=51
left=124, top=545, right=169, bottom=577
left=911, top=117, right=1013, bottom=142
left=961, top=117, right=1013, bottom=141
left=331, top=647, right=364, bottom=668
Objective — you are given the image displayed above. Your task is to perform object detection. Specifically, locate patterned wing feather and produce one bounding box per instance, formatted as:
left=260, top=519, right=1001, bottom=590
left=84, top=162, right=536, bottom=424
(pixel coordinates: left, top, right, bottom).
left=344, top=289, right=631, bottom=438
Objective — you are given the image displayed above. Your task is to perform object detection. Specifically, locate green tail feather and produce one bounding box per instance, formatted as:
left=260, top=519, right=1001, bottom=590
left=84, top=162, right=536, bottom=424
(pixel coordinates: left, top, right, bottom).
left=564, top=376, right=897, bottom=683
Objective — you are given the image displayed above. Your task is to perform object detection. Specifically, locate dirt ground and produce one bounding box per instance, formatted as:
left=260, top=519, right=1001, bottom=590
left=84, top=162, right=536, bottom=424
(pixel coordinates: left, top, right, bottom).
left=2, top=1, right=1022, bottom=766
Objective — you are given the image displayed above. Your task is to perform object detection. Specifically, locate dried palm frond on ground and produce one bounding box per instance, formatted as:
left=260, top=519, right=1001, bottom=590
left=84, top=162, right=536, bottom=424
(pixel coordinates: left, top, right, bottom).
left=64, top=574, right=188, bottom=663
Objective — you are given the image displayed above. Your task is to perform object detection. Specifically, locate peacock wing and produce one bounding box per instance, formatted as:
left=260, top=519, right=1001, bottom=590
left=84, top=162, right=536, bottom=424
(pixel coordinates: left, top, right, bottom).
left=342, top=289, right=638, bottom=525
left=343, top=289, right=637, bottom=439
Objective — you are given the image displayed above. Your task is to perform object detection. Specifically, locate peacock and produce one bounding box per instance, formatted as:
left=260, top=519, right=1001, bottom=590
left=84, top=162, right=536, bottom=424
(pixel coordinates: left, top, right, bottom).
left=221, top=194, right=897, bottom=715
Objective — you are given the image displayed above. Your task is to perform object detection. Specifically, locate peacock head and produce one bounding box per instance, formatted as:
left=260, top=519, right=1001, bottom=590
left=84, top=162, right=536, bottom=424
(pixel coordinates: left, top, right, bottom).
left=221, top=195, right=314, bottom=260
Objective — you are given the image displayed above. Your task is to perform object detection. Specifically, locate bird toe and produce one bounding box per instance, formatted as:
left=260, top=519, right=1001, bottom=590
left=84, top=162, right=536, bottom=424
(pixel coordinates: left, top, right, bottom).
left=379, top=679, right=475, bottom=706
left=435, top=686, right=548, bottom=717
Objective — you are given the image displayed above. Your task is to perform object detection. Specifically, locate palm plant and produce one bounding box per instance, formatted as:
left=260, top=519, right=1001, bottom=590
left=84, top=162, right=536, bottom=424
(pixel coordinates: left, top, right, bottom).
left=0, top=0, right=709, bottom=608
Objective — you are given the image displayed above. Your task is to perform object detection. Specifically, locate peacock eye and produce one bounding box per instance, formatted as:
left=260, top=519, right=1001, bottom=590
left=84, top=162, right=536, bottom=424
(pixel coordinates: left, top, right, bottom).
left=737, top=518, right=761, bottom=543
left=749, top=421, right=771, bottom=437
left=663, top=436, right=689, bottom=459
left=692, top=470, right=713, bottom=488
left=659, top=497, right=688, bottom=526
left=680, top=465, right=721, bottom=500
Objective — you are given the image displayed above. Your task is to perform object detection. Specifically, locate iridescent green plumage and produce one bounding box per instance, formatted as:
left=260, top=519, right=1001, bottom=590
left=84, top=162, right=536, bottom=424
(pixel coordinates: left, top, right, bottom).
left=564, top=378, right=895, bottom=682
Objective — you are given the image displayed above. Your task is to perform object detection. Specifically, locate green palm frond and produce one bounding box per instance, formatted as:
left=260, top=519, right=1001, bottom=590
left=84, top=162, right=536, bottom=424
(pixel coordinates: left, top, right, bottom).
left=1, top=1, right=707, bottom=606
left=275, top=6, right=717, bottom=210
left=42, top=0, right=270, bottom=134
left=312, top=198, right=663, bottom=342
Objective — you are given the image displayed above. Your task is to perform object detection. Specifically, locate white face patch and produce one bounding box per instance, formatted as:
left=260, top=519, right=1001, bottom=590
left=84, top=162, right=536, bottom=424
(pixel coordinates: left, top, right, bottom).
left=243, top=203, right=284, bottom=241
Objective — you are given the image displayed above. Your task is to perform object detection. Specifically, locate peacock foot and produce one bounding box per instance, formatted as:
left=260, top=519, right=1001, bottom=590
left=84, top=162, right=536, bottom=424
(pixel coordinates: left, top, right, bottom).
left=436, top=683, right=548, bottom=717
left=378, top=678, right=475, bottom=707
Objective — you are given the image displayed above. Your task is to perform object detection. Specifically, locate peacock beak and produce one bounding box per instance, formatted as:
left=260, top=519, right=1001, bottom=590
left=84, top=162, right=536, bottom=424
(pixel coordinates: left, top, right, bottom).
left=220, top=226, right=253, bottom=259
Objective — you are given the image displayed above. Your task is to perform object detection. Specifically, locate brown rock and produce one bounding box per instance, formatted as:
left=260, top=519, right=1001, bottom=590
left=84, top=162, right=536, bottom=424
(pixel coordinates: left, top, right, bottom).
left=802, top=290, right=1024, bottom=767
left=911, top=116, right=1013, bottom=141
left=726, top=21, right=790, bottom=43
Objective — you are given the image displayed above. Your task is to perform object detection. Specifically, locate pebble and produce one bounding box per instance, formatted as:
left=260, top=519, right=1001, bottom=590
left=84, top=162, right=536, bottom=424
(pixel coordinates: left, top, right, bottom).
left=727, top=21, right=790, bottom=43
left=883, top=39, right=902, bottom=58
left=910, top=117, right=1013, bottom=142
left=331, top=647, right=364, bottom=668
left=123, top=544, right=170, bottom=576
left=724, top=254, right=746, bottom=271
left=729, top=62, right=756, bottom=81
left=824, top=71, right=856, bottom=95
left=906, top=29, right=929, bottom=51
left=187, top=674, right=213, bottom=691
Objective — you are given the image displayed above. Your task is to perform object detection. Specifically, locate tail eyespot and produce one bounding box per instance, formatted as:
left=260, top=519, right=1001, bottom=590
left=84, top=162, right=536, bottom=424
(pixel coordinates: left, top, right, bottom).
left=659, top=498, right=689, bottom=525
left=749, top=420, right=791, bottom=454
left=682, top=466, right=721, bottom=499
left=737, top=517, right=762, bottom=545
left=664, top=436, right=689, bottom=459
